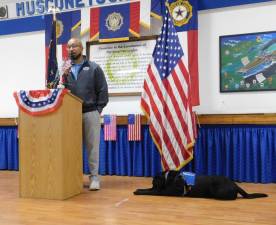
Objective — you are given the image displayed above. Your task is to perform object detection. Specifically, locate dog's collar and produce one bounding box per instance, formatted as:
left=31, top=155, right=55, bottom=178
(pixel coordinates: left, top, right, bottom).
left=181, top=172, right=195, bottom=196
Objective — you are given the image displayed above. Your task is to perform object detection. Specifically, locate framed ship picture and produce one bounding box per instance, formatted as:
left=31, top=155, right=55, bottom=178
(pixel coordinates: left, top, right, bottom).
left=220, top=31, right=276, bottom=92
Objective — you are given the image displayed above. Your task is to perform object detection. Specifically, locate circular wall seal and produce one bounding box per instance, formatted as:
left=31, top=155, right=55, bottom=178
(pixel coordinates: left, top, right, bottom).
left=105, top=12, right=123, bottom=32
left=0, top=6, right=7, bottom=18
left=106, top=50, right=138, bottom=85
left=169, top=0, right=193, bottom=27
left=56, top=20, right=64, bottom=39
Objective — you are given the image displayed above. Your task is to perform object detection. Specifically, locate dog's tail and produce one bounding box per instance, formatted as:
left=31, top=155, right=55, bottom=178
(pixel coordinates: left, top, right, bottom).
left=237, top=186, right=268, bottom=199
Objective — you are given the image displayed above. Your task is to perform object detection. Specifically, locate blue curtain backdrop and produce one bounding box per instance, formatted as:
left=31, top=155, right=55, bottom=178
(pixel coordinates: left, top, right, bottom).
left=83, top=126, right=162, bottom=177
left=0, top=126, right=18, bottom=170
left=0, top=125, right=275, bottom=183
left=194, top=125, right=276, bottom=183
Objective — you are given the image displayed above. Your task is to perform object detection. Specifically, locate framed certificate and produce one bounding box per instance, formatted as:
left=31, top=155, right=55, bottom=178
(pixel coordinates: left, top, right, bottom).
left=87, top=36, right=157, bottom=96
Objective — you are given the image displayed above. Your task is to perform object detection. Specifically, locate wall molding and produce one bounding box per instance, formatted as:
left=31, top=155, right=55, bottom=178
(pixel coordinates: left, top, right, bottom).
left=197, top=114, right=276, bottom=124
left=0, top=118, right=18, bottom=126
left=2, top=113, right=276, bottom=126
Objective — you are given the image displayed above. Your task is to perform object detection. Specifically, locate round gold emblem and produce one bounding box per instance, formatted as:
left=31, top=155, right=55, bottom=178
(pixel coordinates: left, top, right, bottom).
left=105, top=12, right=123, bottom=32
left=56, top=20, right=64, bottom=39
left=169, top=0, right=193, bottom=27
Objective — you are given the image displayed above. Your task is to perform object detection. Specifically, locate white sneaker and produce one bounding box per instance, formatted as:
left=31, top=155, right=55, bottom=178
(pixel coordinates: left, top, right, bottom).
left=89, top=175, right=100, bottom=191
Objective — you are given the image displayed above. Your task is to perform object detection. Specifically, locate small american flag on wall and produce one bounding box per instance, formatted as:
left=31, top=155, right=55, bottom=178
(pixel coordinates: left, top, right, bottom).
left=128, top=114, right=141, bottom=141
left=104, top=115, right=117, bottom=141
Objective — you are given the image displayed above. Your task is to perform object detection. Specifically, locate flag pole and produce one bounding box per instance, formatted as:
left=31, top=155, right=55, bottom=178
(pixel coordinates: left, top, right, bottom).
left=48, top=6, right=65, bottom=89
left=48, top=6, right=60, bottom=22
left=46, top=6, right=58, bottom=89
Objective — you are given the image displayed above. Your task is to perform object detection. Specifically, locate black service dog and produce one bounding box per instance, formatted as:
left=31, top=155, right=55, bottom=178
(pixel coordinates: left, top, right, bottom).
left=134, top=171, right=268, bottom=200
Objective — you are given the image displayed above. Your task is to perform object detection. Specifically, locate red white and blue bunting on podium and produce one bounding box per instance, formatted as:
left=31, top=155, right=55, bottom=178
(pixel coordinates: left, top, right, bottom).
left=13, top=89, right=68, bottom=116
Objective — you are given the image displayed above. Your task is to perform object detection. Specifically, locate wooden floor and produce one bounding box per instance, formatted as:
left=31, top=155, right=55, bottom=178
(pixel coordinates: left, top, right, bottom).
left=0, top=171, right=275, bottom=225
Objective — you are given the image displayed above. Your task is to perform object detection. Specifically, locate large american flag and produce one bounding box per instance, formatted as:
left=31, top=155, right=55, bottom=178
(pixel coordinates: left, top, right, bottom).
left=103, top=115, right=117, bottom=141
left=128, top=114, right=141, bottom=141
left=141, top=6, right=195, bottom=171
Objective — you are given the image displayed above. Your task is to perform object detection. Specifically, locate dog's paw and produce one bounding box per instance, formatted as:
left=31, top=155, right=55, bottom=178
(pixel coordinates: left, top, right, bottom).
left=133, top=189, right=141, bottom=195
left=133, top=188, right=154, bottom=195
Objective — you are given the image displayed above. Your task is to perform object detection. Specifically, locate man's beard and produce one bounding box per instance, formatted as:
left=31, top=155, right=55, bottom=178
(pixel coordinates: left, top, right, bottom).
left=70, top=52, right=82, bottom=61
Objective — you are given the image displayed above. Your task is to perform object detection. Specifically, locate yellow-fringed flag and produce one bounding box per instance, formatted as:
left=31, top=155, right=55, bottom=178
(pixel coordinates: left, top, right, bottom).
left=141, top=4, right=195, bottom=171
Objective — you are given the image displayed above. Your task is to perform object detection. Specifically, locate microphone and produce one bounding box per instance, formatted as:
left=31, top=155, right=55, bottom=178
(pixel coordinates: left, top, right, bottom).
left=57, top=59, right=71, bottom=89
left=61, top=59, right=72, bottom=76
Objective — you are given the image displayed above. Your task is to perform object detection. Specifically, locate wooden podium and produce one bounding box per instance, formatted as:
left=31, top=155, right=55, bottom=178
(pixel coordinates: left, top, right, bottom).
left=18, top=92, right=83, bottom=200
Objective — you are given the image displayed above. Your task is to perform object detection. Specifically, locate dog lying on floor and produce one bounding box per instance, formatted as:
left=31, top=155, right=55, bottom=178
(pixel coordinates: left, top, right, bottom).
left=133, top=170, right=268, bottom=200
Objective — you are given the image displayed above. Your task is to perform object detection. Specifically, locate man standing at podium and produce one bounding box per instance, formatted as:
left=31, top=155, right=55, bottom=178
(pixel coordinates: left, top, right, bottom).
left=62, top=38, right=108, bottom=191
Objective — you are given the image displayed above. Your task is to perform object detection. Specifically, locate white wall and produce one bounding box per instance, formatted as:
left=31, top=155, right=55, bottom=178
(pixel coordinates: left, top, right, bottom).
left=105, top=1, right=276, bottom=115
left=0, top=31, right=45, bottom=118
left=99, top=18, right=162, bottom=115
left=195, top=2, right=276, bottom=114
left=0, top=17, right=161, bottom=118
left=2, top=2, right=276, bottom=118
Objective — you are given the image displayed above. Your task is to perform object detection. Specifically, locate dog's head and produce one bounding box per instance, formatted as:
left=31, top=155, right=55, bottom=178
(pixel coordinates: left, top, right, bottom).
left=152, top=170, right=182, bottom=190
left=165, top=170, right=181, bottom=184
left=152, top=173, right=166, bottom=191
left=151, top=170, right=185, bottom=196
